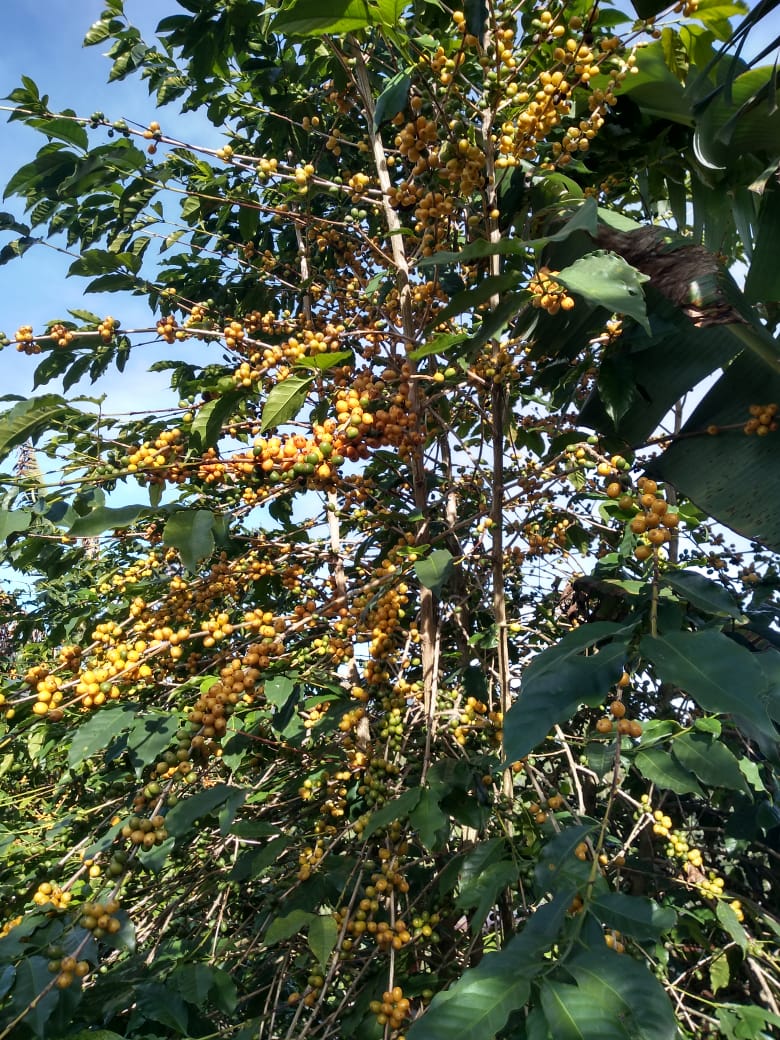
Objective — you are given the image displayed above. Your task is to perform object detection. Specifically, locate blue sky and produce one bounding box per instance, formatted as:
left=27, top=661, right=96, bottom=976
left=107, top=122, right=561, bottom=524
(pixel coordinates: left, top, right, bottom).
left=0, top=2, right=215, bottom=410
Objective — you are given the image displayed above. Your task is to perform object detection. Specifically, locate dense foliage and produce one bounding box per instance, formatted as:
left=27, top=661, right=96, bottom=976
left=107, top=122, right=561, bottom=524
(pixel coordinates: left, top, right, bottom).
left=1, top=1, right=780, bottom=1037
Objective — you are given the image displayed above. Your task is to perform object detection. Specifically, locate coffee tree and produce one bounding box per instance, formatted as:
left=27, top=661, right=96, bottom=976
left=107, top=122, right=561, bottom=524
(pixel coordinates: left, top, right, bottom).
left=1, top=1, right=779, bottom=1037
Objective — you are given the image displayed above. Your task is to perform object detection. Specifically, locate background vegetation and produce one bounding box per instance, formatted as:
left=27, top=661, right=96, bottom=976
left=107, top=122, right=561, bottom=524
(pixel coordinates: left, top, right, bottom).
left=1, top=1, right=779, bottom=1037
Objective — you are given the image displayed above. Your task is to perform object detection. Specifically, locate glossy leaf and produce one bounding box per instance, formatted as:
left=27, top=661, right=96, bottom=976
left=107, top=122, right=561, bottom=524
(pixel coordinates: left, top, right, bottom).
left=162, top=508, right=216, bottom=572
left=373, top=72, right=412, bottom=129
left=539, top=949, right=676, bottom=1040
left=67, top=704, right=137, bottom=770
left=190, top=390, right=244, bottom=452
left=408, top=897, right=569, bottom=1040
left=672, top=731, right=750, bottom=792
left=661, top=570, right=745, bottom=620
left=556, top=251, right=651, bottom=334
left=264, top=910, right=317, bottom=946
left=590, top=893, right=676, bottom=943
left=633, top=746, right=705, bottom=796
left=641, top=630, right=773, bottom=733
left=259, top=374, right=313, bottom=432
left=0, top=507, right=31, bottom=541
left=271, top=0, right=405, bottom=36
left=414, top=549, right=454, bottom=595
left=69, top=503, right=149, bottom=536
left=308, top=914, right=339, bottom=967
left=0, top=395, right=83, bottom=461
left=165, top=784, right=247, bottom=839
left=505, top=626, right=629, bottom=761
left=649, top=349, right=780, bottom=549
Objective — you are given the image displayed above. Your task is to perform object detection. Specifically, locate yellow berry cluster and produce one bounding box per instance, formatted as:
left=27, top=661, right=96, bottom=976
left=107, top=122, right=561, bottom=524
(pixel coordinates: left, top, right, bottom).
left=369, top=986, right=411, bottom=1032
left=594, top=695, right=643, bottom=739
left=743, top=402, right=778, bottom=436
left=32, top=881, right=73, bottom=910
left=640, top=795, right=744, bottom=921
left=98, top=316, right=117, bottom=342
left=14, top=324, right=39, bottom=354
left=48, top=322, right=75, bottom=348
left=604, top=929, right=626, bottom=954
left=156, top=314, right=180, bottom=343
left=124, top=428, right=184, bottom=482
left=48, top=954, right=91, bottom=989
left=615, top=477, right=679, bottom=560
left=528, top=267, right=575, bottom=314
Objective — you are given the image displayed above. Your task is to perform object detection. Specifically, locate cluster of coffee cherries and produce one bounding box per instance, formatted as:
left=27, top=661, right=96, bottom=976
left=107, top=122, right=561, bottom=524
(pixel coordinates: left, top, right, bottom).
left=48, top=322, right=76, bottom=348
left=47, top=953, right=91, bottom=989
left=156, top=314, right=180, bottom=343
left=32, top=881, right=73, bottom=910
left=743, top=402, right=778, bottom=436
left=607, top=476, right=679, bottom=560
left=14, top=324, right=39, bottom=354
left=77, top=897, right=123, bottom=941
left=369, top=986, right=411, bottom=1032
left=528, top=267, right=575, bottom=315
left=639, top=794, right=744, bottom=921
left=119, top=813, right=169, bottom=848
left=594, top=694, right=643, bottom=739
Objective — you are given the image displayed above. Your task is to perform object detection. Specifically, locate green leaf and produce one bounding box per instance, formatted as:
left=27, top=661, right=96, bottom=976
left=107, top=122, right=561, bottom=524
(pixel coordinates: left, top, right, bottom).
left=0, top=507, right=31, bottom=542
left=695, top=66, right=780, bottom=172
left=136, top=982, right=189, bottom=1033
left=28, top=116, right=89, bottom=152
left=308, top=913, right=339, bottom=966
left=717, top=1005, right=780, bottom=1039
left=5, top=956, right=59, bottom=1037
left=67, top=704, right=137, bottom=770
left=264, top=674, right=297, bottom=708
left=265, top=909, right=317, bottom=945
left=535, top=825, right=597, bottom=895
left=229, top=835, right=289, bottom=881
left=124, top=711, right=182, bottom=775
left=163, top=509, right=216, bottom=572
left=407, top=333, right=469, bottom=362
left=271, top=0, right=404, bottom=36
left=173, top=963, right=219, bottom=1007
left=745, top=181, right=780, bottom=304
left=190, top=391, right=243, bottom=452
left=648, top=349, right=780, bottom=549
left=408, top=897, right=569, bottom=1040
left=672, top=731, right=750, bottom=793
left=0, top=395, right=82, bottom=461
left=363, top=787, right=422, bottom=838
left=505, top=625, right=629, bottom=761
left=414, top=549, right=454, bottom=595
left=410, top=786, right=449, bottom=852
left=641, top=630, right=773, bottom=733
left=590, top=893, right=676, bottom=942
left=710, top=952, right=731, bottom=995
left=165, top=784, right=246, bottom=838
left=661, top=570, right=745, bottom=620
left=632, top=746, right=704, bottom=796
left=539, top=949, right=676, bottom=1040
left=715, top=899, right=748, bottom=953
left=296, top=350, right=353, bottom=371
left=456, top=860, right=519, bottom=935
left=374, top=72, right=412, bottom=129
left=69, top=503, right=149, bottom=536
left=260, top=375, right=313, bottom=432
left=556, top=251, right=650, bottom=334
